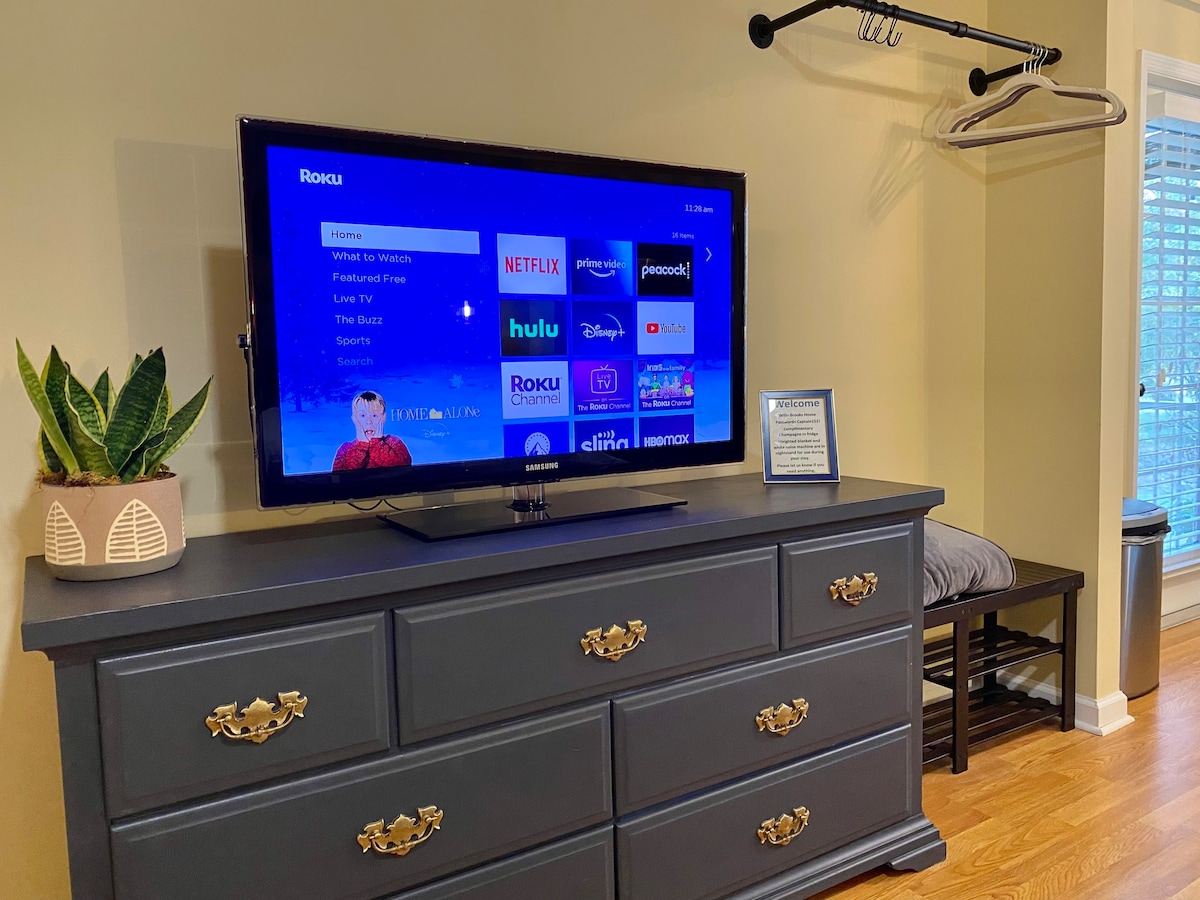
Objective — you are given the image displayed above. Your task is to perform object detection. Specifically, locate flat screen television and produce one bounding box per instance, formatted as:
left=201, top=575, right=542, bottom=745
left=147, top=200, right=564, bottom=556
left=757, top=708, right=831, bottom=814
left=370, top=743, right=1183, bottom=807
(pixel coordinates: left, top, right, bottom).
left=237, top=117, right=746, bottom=539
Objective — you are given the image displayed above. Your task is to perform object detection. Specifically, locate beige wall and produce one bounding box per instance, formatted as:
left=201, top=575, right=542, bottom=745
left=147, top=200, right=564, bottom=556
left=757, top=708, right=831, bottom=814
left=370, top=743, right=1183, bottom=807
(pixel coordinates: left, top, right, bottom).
left=982, top=1, right=1114, bottom=701
left=0, top=1, right=988, bottom=893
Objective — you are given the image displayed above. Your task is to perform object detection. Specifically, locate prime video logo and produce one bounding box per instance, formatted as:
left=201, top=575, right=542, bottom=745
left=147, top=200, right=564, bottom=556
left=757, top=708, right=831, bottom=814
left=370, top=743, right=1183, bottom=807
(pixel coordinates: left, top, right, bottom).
left=300, top=168, right=342, bottom=185
left=582, top=430, right=630, bottom=451
left=577, top=256, right=627, bottom=279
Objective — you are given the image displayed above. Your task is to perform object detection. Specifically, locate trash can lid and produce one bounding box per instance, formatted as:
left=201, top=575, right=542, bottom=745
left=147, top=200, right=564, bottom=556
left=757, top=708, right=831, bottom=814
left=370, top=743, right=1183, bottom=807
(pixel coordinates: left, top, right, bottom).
left=1123, top=498, right=1169, bottom=535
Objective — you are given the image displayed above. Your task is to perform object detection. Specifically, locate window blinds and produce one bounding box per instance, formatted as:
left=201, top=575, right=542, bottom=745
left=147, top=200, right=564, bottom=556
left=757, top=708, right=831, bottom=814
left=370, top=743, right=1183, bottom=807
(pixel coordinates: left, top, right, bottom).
left=1140, top=113, right=1200, bottom=561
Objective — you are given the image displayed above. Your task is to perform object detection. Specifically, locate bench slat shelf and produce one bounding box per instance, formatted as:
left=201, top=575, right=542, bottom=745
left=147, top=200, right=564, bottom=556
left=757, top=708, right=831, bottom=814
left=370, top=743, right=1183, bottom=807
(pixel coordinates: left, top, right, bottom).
left=922, top=558, right=1083, bottom=773
left=924, top=625, right=1063, bottom=685
left=922, top=686, right=1060, bottom=766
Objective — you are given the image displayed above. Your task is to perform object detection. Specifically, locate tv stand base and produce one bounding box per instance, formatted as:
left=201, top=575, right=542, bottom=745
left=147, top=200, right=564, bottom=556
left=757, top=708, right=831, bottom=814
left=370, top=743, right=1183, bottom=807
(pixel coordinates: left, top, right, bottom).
left=379, top=485, right=686, bottom=540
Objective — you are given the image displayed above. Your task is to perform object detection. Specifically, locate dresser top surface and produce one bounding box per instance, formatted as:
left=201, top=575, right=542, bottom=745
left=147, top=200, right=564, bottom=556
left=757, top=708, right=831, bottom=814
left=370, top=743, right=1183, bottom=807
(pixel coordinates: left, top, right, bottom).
left=22, top=474, right=942, bottom=653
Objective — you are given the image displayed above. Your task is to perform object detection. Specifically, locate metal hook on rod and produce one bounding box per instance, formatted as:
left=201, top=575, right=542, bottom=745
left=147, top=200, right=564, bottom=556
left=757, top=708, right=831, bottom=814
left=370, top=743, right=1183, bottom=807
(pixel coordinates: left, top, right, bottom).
left=747, top=1, right=1062, bottom=93
left=884, top=12, right=902, bottom=47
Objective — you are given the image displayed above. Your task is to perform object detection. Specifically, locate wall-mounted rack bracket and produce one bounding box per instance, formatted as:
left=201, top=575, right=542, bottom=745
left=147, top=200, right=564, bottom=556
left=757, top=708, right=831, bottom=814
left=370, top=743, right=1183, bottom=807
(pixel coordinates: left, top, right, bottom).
left=749, top=1, right=1061, bottom=96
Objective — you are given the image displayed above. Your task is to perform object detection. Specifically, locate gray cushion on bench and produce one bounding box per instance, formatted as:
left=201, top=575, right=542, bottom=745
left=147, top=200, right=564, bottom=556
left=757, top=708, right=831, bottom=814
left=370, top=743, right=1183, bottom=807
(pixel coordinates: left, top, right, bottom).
left=924, top=520, right=1017, bottom=608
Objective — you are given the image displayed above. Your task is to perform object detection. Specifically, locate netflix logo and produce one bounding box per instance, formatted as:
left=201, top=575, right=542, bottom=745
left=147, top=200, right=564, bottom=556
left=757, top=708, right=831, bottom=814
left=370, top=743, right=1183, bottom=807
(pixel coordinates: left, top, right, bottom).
left=497, top=234, right=567, bottom=295
left=504, top=256, right=560, bottom=275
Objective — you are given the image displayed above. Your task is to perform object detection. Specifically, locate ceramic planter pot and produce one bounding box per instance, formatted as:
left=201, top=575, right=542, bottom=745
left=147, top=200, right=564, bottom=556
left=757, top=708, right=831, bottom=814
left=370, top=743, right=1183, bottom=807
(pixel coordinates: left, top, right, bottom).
left=41, top=474, right=185, bottom=581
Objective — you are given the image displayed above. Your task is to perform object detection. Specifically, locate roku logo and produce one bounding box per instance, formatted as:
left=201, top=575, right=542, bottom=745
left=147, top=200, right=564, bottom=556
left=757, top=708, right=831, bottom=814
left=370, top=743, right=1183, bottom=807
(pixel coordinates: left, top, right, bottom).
left=299, top=168, right=342, bottom=185
left=510, top=375, right=562, bottom=392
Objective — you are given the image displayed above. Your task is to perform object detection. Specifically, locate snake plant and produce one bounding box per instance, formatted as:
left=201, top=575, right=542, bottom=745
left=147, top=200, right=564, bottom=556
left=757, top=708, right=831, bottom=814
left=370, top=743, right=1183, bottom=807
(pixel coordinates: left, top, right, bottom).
left=16, top=341, right=211, bottom=484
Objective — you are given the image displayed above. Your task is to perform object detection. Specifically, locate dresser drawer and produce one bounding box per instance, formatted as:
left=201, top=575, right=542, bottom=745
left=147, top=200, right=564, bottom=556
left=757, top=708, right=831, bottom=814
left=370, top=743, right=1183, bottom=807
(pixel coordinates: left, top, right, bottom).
left=384, top=827, right=614, bottom=900
left=110, top=704, right=612, bottom=900
left=395, top=548, right=778, bottom=742
left=612, top=626, right=912, bottom=813
left=98, top=614, right=390, bottom=816
left=781, top=523, right=914, bottom=648
left=616, top=727, right=911, bottom=900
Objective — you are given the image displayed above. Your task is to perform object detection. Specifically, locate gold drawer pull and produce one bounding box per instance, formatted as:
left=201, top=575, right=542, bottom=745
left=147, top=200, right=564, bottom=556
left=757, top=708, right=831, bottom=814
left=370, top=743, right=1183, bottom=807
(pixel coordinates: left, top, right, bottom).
left=830, top=573, right=878, bottom=606
left=756, top=699, right=810, bottom=736
left=358, top=806, right=444, bottom=856
left=758, top=807, right=810, bottom=846
left=205, top=691, right=307, bottom=744
left=581, top=620, right=647, bottom=662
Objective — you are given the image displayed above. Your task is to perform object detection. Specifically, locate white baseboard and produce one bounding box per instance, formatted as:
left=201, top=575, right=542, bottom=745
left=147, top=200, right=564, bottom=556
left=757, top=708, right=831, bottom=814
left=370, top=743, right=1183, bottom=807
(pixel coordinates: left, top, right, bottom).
left=1163, top=603, right=1200, bottom=629
left=999, top=673, right=1134, bottom=736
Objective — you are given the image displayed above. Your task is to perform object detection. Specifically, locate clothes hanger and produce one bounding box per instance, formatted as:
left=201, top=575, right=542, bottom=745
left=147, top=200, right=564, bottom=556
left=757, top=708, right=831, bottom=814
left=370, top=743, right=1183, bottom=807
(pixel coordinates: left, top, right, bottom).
left=935, top=47, right=1127, bottom=148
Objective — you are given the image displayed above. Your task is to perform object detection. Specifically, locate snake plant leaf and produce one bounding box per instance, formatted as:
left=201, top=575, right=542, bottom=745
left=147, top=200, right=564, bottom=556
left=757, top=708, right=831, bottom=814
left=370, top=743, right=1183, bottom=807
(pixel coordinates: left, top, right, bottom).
left=39, top=429, right=64, bottom=474
left=66, top=393, right=117, bottom=477
left=105, top=348, right=166, bottom=473
left=41, top=345, right=73, bottom=442
left=144, top=378, right=211, bottom=473
left=67, top=371, right=106, bottom=440
left=119, top=429, right=168, bottom=483
left=16, top=340, right=79, bottom=474
left=120, top=385, right=170, bottom=482
left=125, top=353, right=143, bottom=384
left=92, top=370, right=113, bottom=420
left=151, top=384, right=171, bottom=437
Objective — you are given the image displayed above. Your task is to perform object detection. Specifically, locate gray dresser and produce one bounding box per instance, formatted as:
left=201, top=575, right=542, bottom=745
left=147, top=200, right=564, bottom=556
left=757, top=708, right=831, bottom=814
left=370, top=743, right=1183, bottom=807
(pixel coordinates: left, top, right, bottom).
left=22, top=474, right=946, bottom=899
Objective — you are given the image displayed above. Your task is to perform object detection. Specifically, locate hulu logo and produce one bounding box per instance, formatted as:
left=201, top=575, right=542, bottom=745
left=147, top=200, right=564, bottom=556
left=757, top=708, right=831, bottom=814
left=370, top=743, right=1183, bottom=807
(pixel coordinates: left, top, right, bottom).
left=509, top=318, right=559, bottom=339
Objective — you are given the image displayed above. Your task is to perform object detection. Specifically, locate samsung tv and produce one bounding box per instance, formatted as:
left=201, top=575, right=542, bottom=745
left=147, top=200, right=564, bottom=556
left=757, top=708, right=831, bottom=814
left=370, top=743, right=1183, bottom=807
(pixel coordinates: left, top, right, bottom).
left=237, top=117, right=746, bottom=539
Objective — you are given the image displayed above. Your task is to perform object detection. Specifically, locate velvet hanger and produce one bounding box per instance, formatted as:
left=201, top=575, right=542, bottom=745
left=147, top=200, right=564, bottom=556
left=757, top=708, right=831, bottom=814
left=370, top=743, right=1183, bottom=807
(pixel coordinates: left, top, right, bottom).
left=935, top=68, right=1126, bottom=148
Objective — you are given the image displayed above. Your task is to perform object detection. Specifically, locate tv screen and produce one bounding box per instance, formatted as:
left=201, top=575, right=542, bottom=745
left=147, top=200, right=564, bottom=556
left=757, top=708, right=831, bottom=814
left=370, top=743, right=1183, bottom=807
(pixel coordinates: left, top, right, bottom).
left=238, top=117, right=746, bottom=517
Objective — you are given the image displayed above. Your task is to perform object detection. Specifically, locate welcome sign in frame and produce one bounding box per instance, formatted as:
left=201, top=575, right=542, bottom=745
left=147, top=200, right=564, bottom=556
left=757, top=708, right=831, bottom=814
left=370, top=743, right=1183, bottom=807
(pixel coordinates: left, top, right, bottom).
left=760, top=389, right=840, bottom=483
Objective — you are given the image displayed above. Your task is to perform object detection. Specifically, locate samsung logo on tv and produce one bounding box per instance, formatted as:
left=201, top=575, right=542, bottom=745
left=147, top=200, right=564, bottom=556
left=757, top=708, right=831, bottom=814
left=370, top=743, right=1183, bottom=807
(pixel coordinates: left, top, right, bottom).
left=299, top=168, right=342, bottom=185
left=525, top=461, right=559, bottom=472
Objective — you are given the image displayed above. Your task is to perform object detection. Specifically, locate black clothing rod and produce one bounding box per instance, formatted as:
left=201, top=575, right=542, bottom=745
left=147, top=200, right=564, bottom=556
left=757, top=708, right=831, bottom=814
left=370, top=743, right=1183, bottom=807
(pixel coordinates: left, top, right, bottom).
left=748, top=1, right=1061, bottom=94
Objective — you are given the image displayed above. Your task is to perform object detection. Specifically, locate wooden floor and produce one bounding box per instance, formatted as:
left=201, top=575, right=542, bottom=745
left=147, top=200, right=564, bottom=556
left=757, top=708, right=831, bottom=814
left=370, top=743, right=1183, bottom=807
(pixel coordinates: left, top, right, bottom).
left=816, top=616, right=1200, bottom=900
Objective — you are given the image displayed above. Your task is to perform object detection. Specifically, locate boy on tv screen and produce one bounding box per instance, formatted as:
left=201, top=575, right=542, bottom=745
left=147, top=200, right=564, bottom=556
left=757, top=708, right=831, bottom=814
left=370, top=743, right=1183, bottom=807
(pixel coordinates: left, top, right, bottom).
left=332, top=391, right=413, bottom=470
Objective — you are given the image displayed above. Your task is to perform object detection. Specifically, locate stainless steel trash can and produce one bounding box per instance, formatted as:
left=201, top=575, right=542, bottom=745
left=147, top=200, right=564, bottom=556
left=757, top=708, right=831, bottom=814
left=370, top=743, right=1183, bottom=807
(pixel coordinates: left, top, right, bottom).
left=1120, top=498, right=1170, bottom=699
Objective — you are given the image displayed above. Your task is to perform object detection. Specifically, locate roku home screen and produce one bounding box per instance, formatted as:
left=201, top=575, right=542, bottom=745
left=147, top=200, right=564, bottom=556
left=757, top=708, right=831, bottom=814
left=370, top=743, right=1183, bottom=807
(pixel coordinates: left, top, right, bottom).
left=265, top=146, right=735, bottom=476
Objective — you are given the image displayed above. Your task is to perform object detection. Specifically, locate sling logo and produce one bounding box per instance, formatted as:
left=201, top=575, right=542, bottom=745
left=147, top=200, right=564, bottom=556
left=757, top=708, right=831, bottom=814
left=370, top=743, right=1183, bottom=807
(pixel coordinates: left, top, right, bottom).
left=581, top=429, right=630, bottom=451
left=575, top=417, right=634, bottom=452
left=299, top=168, right=342, bottom=185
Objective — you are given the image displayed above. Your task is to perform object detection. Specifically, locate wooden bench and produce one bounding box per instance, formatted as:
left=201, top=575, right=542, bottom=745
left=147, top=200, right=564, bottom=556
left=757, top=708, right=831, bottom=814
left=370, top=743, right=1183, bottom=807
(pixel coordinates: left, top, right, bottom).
left=922, top=559, right=1084, bottom=773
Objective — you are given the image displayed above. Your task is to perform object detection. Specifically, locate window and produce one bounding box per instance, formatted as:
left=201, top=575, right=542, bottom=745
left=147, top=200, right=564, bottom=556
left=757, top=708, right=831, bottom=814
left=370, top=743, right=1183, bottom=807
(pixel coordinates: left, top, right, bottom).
left=1138, top=66, right=1200, bottom=564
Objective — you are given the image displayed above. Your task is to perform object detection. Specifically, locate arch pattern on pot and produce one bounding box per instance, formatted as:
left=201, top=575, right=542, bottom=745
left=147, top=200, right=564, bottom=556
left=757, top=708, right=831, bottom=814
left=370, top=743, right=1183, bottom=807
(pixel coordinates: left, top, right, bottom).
left=106, top=499, right=169, bottom=563
left=45, top=501, right=86, bottom=566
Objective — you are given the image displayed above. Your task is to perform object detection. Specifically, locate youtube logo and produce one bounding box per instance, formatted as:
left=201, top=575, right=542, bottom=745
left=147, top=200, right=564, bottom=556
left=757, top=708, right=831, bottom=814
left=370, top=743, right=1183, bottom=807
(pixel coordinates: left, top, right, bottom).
left=637, top=301, right=694, bottom=355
